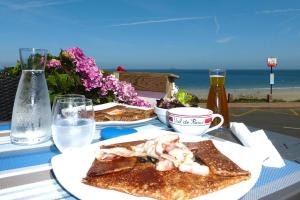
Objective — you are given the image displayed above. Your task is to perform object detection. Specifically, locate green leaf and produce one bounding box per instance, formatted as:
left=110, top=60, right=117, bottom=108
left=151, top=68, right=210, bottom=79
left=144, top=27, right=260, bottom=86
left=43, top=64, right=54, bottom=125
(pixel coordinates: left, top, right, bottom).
left=47, top=75, right=57, bottom=87
left=176, top=89, right=193, bottom=105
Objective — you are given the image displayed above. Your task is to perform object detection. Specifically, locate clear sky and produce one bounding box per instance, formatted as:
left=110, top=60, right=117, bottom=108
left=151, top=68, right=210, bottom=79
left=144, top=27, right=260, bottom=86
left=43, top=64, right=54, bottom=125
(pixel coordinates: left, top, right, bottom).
left=0, top=0, right=300, bottom=69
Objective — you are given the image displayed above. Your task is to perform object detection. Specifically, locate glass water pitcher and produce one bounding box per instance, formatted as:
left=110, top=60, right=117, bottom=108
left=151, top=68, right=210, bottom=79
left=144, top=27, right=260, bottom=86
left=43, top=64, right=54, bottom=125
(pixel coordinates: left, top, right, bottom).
left=10, top=48, right=52, bottom=145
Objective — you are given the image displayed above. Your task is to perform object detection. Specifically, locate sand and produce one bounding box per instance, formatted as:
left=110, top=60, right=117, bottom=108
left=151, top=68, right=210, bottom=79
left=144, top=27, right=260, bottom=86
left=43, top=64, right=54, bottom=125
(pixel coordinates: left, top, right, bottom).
left=187, top=88, right=300, bottom=101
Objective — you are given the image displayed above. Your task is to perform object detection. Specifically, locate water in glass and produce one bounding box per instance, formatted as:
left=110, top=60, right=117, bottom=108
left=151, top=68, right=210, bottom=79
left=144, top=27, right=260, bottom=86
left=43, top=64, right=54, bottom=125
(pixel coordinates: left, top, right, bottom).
left=52, top=97, right=95, bottom=153
left=52, top=118, right=94, bottom=152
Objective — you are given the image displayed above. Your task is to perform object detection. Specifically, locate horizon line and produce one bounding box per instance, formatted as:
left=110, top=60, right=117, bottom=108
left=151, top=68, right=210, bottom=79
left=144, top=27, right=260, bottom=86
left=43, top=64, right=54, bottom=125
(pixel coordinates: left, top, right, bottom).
left=101, top=67, right=299, bottom=71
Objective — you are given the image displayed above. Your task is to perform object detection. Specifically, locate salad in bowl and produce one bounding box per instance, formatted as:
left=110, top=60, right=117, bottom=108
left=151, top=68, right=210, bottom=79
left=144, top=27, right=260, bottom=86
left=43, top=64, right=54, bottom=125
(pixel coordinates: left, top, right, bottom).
left=155, top=89, right=201, bottom=125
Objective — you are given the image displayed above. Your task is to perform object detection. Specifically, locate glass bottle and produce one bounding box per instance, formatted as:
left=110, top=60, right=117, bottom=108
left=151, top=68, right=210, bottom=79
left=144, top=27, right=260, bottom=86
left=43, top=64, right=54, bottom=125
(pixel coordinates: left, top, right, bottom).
left=206, top=68, right=229, bottom=128
left=10, top=48, right=52, bottom=145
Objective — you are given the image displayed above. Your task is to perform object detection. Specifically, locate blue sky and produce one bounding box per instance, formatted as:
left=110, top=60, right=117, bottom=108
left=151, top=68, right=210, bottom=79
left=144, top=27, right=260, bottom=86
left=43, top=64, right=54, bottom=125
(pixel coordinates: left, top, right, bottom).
left=0, top=0, right=300, bottom=69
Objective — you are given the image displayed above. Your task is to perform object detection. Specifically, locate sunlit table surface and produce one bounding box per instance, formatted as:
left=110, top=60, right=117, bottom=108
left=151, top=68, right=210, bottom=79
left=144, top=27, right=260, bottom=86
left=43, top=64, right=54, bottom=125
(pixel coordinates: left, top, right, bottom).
left=1, top=119, right=300, bottom=200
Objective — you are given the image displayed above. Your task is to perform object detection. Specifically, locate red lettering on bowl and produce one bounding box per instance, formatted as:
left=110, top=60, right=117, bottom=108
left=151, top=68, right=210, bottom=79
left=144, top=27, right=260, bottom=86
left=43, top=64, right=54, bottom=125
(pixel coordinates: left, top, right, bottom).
left=169, top=116, right=173, bottom=122
left=205, top=118, right=212, bottom=124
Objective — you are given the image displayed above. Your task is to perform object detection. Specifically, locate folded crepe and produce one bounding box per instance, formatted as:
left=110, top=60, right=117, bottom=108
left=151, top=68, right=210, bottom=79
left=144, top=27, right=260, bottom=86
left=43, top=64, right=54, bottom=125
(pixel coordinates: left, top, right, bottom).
left=83, top=140, right=251, bottom=200
left=95, top=105, right=155, bottom=122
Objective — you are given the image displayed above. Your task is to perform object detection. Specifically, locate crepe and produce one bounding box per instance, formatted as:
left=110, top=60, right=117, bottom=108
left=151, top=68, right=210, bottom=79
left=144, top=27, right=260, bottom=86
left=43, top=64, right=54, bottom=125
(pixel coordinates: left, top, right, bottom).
left=192, top=140, right=250, bottom=177
left=83, top=140, right=251, bottom=200
left=95, top=105, right=155, bottom=122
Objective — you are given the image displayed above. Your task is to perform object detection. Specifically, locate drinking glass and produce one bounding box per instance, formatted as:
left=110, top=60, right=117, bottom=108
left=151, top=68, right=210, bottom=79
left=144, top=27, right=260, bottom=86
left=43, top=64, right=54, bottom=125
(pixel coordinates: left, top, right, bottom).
left=206, top=68, right=229, bottom=128
left=51, top=94, right=85, bottom=115
left=52, top=97, right=95, bottom=153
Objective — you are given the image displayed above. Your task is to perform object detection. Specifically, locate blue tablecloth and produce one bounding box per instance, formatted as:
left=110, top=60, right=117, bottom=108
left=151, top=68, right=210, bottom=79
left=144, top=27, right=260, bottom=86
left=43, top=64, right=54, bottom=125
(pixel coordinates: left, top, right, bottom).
left=0, top=122, right=10, bottom=131
left=1, top=121, right=300, bottom=200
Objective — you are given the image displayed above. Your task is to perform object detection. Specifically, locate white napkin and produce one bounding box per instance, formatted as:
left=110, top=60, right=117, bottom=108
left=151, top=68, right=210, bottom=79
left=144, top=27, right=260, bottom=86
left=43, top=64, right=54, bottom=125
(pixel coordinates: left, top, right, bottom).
left=230, top=122, right=285, bottom=168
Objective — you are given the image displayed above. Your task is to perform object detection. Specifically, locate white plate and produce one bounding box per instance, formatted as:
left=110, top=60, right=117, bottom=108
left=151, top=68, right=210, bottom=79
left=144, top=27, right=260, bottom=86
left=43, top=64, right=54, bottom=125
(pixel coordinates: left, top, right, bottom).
left=94, top=102, right=156, bottom=126
left=51, top=130, right=262, bottom=200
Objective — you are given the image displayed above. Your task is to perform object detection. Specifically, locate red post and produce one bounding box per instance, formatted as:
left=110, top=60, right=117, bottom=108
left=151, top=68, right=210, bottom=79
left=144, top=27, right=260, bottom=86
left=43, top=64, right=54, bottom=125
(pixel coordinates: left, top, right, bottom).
left=267, top=57, right=277, bottom=96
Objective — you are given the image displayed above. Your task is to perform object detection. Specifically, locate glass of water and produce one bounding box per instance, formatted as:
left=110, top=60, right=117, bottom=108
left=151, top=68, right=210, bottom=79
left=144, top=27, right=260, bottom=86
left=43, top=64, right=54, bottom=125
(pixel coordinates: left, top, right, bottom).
left=52, top=96, right=95, bottom=153
left=51, top=94, right=85, bottom=114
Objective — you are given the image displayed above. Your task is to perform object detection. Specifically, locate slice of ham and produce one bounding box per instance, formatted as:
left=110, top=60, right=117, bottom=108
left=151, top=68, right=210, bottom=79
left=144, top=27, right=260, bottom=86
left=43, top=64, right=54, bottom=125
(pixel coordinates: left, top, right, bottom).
left=156, top=160, right=174, bottom=171
left=95, top=134, right=210, bottom=176
left=96, top=147, right=138, bottom=161
left=179, top=162, right=209, bottom=176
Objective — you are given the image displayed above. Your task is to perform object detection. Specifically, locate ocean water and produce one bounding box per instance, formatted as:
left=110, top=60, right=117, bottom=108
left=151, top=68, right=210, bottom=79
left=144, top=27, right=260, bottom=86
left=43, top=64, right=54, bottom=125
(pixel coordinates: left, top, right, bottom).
left=131, top=69, right=300, bottom=90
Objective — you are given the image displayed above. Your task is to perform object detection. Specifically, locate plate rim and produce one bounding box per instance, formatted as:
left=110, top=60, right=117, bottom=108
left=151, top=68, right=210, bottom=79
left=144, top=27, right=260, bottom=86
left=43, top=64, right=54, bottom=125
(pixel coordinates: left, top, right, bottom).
left=51, top=130, right=262, bottom=200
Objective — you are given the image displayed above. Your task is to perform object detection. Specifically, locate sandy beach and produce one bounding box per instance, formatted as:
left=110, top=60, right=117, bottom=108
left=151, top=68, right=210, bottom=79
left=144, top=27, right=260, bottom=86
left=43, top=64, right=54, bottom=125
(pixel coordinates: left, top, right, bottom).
left=187, top=87, right=300, bottom=101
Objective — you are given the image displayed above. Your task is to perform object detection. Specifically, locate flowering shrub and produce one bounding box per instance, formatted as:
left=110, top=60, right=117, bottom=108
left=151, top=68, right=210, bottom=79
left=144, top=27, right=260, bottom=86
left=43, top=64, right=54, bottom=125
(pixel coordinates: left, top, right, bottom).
left=46, top=47, right=150, bottom=107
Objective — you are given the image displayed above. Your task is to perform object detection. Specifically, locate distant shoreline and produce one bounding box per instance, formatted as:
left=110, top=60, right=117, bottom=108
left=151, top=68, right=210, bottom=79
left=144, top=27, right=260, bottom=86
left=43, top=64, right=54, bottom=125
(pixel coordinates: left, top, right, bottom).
left=186, top=86, right=300, bottom=90
left=187, top=87, right=300, bottom=101
left=103, top=68, right=300, bottom=71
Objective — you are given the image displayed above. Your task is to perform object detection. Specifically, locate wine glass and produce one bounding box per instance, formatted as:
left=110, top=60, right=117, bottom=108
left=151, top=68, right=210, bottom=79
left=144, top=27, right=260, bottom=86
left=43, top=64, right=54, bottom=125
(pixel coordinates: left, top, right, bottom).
left=52, top=97, right=95, bottom=153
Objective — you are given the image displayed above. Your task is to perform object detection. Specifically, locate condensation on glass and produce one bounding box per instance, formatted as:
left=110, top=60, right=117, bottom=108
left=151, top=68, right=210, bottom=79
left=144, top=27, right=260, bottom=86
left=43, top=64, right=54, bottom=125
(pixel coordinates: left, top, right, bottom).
left=10, top=48, right=52, bottom=145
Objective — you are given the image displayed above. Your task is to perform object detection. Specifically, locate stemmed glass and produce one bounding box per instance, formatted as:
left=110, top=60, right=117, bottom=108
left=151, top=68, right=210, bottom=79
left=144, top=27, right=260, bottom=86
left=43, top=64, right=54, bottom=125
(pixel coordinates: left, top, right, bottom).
left=51, top=96, right=95, bottom=153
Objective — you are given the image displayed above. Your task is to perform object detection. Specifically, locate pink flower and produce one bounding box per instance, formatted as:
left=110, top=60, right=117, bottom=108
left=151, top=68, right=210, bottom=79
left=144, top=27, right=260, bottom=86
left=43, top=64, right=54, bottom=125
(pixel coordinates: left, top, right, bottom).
left=99, top=75, right=150, bottom=107
left=100, top=75, right=119, bottom=96
left=128, top=97, right=151, bottom=107
left=56, top=47, right=150, bottom=107
left=65, top=48, right=102, bottom=91
left=47, top=59, right=61, bottom=69
left=66, top=47, right=85, bottom=61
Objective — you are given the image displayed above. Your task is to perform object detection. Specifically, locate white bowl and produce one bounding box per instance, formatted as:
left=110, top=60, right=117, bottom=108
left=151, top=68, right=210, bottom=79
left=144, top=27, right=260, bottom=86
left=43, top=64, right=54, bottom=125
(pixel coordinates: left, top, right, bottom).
left=154, top=106, right=169, bottom=126
left=167, top=107, right=224, bottom=136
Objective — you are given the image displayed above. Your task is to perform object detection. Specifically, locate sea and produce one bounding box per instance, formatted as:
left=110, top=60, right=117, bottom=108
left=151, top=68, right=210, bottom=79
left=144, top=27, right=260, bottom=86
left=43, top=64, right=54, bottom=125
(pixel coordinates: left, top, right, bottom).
left=127, top=69, right=300, bottom=91
left=3, top=65, right=299, bottom=91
